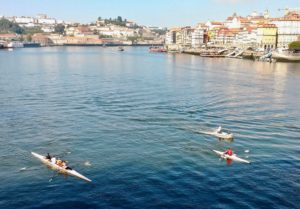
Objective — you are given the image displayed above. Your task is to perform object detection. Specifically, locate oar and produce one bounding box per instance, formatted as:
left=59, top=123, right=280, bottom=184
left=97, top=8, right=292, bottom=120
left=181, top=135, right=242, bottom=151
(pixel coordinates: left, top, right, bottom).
left=49, top=171, right=59, bottom=182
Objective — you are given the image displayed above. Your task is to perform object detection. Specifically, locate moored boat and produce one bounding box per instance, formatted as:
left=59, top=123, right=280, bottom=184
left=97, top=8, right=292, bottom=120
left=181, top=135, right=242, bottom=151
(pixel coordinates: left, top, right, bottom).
left=272, top=51, right=300, bottom=62
left=149, top=46, right=167, bottom=52
left=7, top=41, right=24, bottom=48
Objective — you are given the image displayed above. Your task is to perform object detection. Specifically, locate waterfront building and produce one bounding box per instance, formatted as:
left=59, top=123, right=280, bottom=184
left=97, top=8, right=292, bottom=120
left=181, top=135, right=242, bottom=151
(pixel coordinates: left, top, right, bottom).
left=191, top=28, right=205, bottom=48
left=235, top=26, right=258, bottom=47
left=35, top=14, right=56, bottom=25
left=272, top=10, right=300, bottom=48
left=175, top=29, right=183, bottom=46
left=165, top=28, right=182, bottom=51
left=165, top=30, right=176, bottom=45
left=48, top=34, right=65, bottom=45
left=225, top=13, right=242, bottom=29
left=205, top=21, right=224, bottom=30
left=181, top=27, right=193, bottom=48
left=215, top=28, right=238, bottom=45
left=256, top=24, right=277, bottom=49
left=32, top=33, right=53, bottom=46
left=234, top=28, right=257, bottom=47
left=0, top=33, right=20, bottom=41
left=41, top=26, right=55, bottom=33
left=14, top=17, right=35, bottom=26
left=208, top=26, right=222, bottom=44
left=64, top=36, right=103, bottom=45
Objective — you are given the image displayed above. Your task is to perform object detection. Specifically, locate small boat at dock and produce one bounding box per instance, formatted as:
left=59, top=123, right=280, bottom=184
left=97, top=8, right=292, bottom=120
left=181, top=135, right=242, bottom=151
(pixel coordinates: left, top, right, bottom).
left=272, top=51, right=300, bottom=62
left=149, top=46, right=167, bottom=52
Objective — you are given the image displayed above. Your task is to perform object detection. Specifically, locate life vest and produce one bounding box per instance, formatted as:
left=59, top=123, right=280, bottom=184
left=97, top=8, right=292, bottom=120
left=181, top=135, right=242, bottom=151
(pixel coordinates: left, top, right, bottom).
left=227, top=149, right=233, bottom=156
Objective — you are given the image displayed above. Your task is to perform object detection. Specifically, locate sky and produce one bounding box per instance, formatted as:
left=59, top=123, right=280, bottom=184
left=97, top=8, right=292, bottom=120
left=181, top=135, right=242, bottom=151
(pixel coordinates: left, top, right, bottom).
left=1, top=0, right=299, bottom=27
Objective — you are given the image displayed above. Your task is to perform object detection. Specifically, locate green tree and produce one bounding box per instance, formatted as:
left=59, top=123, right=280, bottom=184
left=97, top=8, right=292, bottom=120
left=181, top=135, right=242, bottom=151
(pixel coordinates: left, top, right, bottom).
left=117, top=16, right=122, bottom=23
left=288, top=41, right=300, bottom=50
left=0, top=18, right=24, bottom=34
left=54, top=24, right=65, bottom=34
left=23, top=26, right=42, bottom=34
left=26, top=35, right=32, bottom=42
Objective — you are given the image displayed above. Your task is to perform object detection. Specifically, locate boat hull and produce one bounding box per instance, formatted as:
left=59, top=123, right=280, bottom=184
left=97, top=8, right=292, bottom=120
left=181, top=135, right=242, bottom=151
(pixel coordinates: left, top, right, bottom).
left=203, top=131, right=233, bottom=140
left=213, top=150, right=250, bottom=164
left=31, top=152, right=91, bottom=182
left=272, top=52, right=300, bottom=62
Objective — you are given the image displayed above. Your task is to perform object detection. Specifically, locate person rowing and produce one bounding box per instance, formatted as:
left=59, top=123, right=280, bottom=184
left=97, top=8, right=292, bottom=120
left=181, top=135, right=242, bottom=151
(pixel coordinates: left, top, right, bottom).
left=45, top=153, right=52, bottom=161
left=62, top=160, right=72, bottom=170
left=224, top=147, right=233, bottom=156
left=51, top=156, right=56, bottom=164
left=216, top=126, right=222, bottom=133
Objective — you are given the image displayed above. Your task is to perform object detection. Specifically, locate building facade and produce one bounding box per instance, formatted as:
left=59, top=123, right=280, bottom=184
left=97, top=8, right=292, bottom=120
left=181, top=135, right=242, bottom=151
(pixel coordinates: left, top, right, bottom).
left=272, top=11, right=300, bottom=48
left=256, top=24, right=277, bottom=49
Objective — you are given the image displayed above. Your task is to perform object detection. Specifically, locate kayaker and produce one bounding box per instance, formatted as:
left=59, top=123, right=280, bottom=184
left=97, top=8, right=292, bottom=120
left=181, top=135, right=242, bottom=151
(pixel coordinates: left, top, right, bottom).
left=224, top=148, right=233, bottom=156
left=45, top=153, right=51, bottom=161
left=51, top=157, right=56, bottom=164
left=216, top=126, right=222, bottom=133
left=62, top=160, right=72, bottom=170
left=56, top=159, right=63, bottom=167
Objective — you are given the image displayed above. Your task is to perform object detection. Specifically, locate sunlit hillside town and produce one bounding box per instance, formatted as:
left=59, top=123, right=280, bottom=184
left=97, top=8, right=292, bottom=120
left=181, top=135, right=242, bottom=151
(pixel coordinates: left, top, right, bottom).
left=0, top=14, right=166, bottom=47
left=165, top=8, right=300, bottom=62
left=0, top=9, right=300, bottom=61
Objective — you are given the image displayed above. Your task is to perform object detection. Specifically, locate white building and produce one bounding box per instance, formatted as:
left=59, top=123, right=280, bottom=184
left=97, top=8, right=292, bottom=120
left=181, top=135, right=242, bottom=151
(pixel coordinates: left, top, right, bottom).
left=15, top=17, right=34, bottom=24
left=191, top=29, right=204, bottom=48
left=272, top=11, right=300, bottom=48
left=165, top=31, right=175, bottom=45
left=235, top=28, right=258, bottom=46
left=225, top=13, right=241, bottom=29
left=41, top=26, right=55, bottom=33
left=37, top=18, right=56, bottom=25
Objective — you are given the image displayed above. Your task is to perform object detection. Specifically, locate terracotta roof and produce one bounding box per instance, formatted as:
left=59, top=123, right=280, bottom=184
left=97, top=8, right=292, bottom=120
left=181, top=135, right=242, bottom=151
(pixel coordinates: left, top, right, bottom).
left=0, top=33, right=19, bottom=38
left=211, top=21, right=223, bottom=25
left=258, top=24, right=277, bottom=28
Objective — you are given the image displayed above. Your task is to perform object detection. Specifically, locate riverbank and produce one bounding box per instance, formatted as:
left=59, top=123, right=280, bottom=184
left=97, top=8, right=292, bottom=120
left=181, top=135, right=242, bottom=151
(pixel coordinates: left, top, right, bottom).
left=167, top=47, right=300, bottom=63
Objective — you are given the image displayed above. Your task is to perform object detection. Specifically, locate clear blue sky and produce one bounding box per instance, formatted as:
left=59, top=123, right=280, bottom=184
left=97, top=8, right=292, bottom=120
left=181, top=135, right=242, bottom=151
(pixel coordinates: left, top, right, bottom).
left=1, top=0, right=299, bottom=27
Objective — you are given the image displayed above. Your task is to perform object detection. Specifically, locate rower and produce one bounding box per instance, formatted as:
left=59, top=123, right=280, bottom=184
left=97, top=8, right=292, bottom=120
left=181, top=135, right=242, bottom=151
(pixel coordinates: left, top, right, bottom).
left=51, top=157, right=56, bottom=164
left=216, top=126, right=222, bottom=133
left=56, top=159, right=63, bottom=167
left=62, top=160, right=72, bottom=170
left=45, top=153, right=51, bottom=161
left=224, top=148, right=233, bottom=156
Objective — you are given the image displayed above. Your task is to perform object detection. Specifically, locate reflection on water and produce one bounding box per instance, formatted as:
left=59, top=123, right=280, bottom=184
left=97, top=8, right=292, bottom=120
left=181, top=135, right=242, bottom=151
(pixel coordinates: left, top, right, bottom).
left=0, top=47, right=299, bottom=209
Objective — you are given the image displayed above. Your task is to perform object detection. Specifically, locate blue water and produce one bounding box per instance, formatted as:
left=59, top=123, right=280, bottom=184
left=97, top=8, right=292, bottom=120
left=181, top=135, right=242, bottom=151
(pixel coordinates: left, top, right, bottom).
left=0, top=47, right=299, bottom=209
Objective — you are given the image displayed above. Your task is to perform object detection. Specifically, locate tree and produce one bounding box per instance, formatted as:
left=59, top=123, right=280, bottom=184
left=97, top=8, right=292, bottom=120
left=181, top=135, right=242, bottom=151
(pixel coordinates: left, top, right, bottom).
left=26, top=35, right=32, bottom=42
left=23, top=26, right=42, bottom=34
left=98, top=17, right=102, bottom=21
left=288, top=41, right=300, bottom=50
left=93, top=29, right=98, bottom=35
left=54, top=24, right=65, bottom=34
left=117, top=16, right=122, bottom=23
left=0, top=18, right=24, bottom=34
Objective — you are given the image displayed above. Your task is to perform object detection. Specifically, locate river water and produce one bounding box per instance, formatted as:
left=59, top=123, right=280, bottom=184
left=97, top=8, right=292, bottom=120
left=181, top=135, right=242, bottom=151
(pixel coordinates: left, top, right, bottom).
left=0, top=47, right=299, bottom=209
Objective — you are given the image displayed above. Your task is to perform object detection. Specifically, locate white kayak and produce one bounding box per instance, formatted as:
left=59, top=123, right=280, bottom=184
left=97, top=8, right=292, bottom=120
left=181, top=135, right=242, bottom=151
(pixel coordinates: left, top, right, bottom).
left=31, top=152, right=92, bottom=182
left=203, top=131, right=234, bottom=140
left=213, top=150, right=250, bottom=164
